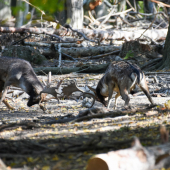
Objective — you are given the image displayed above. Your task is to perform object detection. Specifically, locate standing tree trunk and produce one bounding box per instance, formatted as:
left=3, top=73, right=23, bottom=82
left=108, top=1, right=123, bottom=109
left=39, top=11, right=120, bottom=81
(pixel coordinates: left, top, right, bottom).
left=146, top=19, right=170, bottom=71
left=159, top=18, right=170, bottom=70
left=0, top=0, right=11, bottom=20
left=16, top=0, right=29, bottom=27
left=66, top=0, right=83, bottom=29
left=143, top=0, right=157, bottom=20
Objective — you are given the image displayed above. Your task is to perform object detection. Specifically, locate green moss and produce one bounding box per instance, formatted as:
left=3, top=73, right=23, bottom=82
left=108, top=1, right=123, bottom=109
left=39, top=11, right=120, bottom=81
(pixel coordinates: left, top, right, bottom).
left=2, top=46, right=46, bottom=65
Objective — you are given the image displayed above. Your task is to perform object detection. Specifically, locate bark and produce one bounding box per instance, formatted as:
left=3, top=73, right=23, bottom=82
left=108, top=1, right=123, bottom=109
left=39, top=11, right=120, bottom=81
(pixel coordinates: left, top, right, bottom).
left=152, top=18, right=170, bottom=71
left=67, top=0, right=83, bottom=29
left=161, top=18, right=170, bottom=69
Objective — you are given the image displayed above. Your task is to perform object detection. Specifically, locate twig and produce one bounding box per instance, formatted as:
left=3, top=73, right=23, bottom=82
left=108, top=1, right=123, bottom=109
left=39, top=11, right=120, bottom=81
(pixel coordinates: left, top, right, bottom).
left=96, top=8, right=133, bottom=22
left=126, top=0, right=142, bottom=18
left=84, top=15, right=94, bottom=24
left=98, top=6, right=117, bottom=29
left=61, top=52, right=77, bottom=61
left=83, top=50, right=120, bottom=61
left=128, top=11, right=168, bottom=19
left=118, top=16, right=134, bottom=27
left=137, top=16, right=158, bottom=40
left=151, top=0, right=170, bottom=8
left=21, top=0, right=45, bottom=15
left=21, top=7, right=35, bottom=28
left=58, top=43, right=62, bottom=67
left=11, top=34, right=31, bottom=45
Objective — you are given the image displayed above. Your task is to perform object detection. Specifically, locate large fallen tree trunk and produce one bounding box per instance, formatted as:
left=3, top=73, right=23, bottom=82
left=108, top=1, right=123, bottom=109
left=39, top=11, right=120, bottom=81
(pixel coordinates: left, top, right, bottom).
left=64, top=28, right=168, bottom=41
left=34, top=63, right=109, bottom=75
left=0, top=27, right=167, bottom=42
left=86, top=136, right=170, bottom=170
left=24, top=42, right=120, bottom=58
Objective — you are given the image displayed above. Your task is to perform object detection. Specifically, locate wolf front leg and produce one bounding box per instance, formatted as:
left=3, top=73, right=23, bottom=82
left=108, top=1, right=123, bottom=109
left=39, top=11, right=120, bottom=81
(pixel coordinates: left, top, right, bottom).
left=114, top=92, right=120, bottom=109
left=119, top=87, right=131, bottom=109
left=139, top=75, right=154, bottom=105
left=0, top=87, right=14, bottom=109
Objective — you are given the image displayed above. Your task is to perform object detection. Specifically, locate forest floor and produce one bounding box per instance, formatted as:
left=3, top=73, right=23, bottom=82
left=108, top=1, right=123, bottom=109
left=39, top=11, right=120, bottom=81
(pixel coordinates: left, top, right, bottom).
left=0, top=72, right=170, bottom=170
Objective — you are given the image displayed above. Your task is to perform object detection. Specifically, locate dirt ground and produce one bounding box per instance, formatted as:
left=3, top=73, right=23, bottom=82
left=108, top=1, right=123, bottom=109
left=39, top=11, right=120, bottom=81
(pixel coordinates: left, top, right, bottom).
left=0, top=73, right=170, bottom=170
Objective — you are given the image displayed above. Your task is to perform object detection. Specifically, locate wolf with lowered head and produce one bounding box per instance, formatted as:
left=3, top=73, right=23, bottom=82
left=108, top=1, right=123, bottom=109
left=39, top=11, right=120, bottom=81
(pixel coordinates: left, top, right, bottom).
left=89, top=61, right=154, bottom=109
left=0, top=56, right=60, bottom=110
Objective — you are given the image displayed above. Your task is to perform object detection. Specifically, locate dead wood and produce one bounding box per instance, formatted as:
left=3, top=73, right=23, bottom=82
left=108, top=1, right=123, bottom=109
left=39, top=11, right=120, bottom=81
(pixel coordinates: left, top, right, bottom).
left=71, top=105, right=156, bottom=123
left=0, top=27, right=66, bottom=42
left=151, top=0, right=170, bottom=8
left=87, top=135, right=170, bottom=170
left=64, top=24, right=97, bottom=43
left=0, top=27, right=167, bottom=43
left=36, top=44, right=120, bottom=58
left=24, top=41, right=83, bottom=48
left=62, top=28, right=167, bottom=41
left=82, top=50, right=120, bottom=60
left=12, top=34, right=31, bottom=45
left=0, top=122, right=39, bottom=132
left=33, top=63, right=109, bottom=75
left=144, top=72, right=170, bottom=75
left=0, top=159, right=8, bottom=170
left=120, top=40, right=162, bottom=59
left=141, top=58, right=162, bottom=70
left=0, top=136, right=162, bottom=155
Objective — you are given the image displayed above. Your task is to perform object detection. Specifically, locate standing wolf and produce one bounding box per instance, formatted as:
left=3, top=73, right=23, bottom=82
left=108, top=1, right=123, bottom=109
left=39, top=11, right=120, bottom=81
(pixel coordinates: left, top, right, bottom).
left=89, top=61, right=154, bottom=109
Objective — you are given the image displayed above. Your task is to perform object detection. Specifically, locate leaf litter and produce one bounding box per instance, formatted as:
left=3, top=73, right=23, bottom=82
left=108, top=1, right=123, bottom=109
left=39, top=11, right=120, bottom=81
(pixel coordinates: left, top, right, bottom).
left=0, top=73, right=170, bottom=169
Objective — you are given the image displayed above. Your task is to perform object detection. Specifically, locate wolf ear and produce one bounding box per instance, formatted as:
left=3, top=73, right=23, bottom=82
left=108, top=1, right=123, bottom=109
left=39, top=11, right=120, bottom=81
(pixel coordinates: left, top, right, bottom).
left=87, top=86, right=96, bottom=95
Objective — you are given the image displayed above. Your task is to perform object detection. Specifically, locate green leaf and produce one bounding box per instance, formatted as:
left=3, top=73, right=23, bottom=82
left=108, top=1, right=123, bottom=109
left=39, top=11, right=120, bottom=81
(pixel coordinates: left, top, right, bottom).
left=124, top=50, right=134, bottom=59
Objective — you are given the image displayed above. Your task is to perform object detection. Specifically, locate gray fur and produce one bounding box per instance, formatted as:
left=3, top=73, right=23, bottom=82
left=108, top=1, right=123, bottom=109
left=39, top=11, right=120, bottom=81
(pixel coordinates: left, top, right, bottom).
left=96, top=61, right=154, bottom=109
left=0, top=56, right=44, bottom=108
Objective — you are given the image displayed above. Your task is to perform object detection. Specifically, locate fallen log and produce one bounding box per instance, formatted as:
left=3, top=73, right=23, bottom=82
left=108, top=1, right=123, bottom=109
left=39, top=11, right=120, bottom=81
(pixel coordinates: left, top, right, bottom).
left=34, top=63, right=109, bottom=75
left=60, top=28, right=168, bottom=41
left=86, top=135, right=170, bottom=170
left=24, top=42, right=120, bottom=58
left=82, top=50, right=120, bottom=60
left=24, top=41, right=83, bottom=48
left=44, top=45, right=120, bottom=58
left=0, top=27, right=167, bottom=42
left=44, top=105, right=156, bottom=124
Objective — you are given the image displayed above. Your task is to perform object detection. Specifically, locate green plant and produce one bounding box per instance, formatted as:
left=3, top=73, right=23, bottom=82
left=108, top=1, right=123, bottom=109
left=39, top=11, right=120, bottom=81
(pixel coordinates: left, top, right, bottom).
left=124, top=50, right=134, bottom=59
